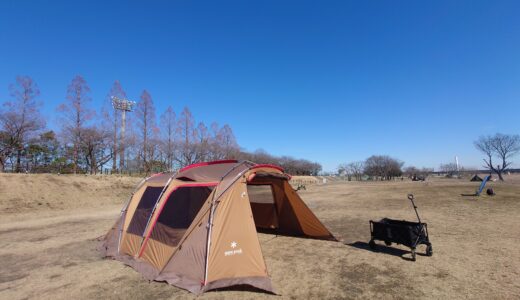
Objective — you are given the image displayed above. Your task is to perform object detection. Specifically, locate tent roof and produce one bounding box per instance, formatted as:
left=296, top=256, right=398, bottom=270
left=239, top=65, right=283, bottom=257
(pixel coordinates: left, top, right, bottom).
left=470, top=174, right=483, bottom=181
left=175, top=160, right=244, bottom=182
left=147, top=160, right=287, bottom=183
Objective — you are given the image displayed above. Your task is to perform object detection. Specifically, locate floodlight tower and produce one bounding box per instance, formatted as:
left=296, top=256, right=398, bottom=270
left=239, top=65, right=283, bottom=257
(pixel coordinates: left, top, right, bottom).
left=112, top=96, right=136, bottom=170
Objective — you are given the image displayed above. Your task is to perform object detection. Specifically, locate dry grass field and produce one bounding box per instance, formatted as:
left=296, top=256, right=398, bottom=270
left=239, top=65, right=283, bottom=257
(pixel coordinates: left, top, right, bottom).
left=1, top=173, right=519, bottom=299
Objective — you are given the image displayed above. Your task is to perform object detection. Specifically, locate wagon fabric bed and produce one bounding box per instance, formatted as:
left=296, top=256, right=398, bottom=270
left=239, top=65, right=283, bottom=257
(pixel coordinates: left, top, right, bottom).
left=368, top=194, right=432, bottom=261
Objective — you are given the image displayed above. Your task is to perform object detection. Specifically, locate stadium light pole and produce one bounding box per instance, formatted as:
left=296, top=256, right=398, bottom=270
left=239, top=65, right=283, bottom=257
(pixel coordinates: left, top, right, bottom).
left=112, top=96, right=136, bottom=171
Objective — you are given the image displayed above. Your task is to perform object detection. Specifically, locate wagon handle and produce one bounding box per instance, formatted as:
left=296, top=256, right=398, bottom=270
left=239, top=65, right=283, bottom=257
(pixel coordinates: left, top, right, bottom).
left=408, top=194, right=422, bottom=224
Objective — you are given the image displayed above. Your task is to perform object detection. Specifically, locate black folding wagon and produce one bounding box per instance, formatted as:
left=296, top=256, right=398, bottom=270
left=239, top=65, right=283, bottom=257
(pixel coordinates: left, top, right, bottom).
left=369, top=194, right=432, bottom=261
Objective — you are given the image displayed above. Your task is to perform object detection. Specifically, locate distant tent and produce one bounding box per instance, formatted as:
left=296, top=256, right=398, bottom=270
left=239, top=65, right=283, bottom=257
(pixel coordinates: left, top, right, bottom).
left=100, top=160, right=336, bottom=294
left=470, top=174, right=483, bottom=182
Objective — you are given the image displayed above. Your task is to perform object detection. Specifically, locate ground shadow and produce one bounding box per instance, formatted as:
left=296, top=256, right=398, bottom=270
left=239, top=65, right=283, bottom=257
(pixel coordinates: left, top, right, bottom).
left=460, top=193, right=478, bottom=197
left=346, top=241, right=418, bottom=261
left=256, top=228, right=336, bottom=241
left=207, top=284, right=278, bottom=295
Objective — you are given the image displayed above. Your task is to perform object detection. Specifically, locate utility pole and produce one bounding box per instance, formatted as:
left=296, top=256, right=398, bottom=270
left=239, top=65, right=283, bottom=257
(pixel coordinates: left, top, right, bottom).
left=112, top=96, right=135, bottom=171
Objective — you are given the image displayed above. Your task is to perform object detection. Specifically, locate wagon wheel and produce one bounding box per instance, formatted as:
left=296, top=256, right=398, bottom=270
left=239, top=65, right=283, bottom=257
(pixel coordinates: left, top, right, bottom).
left=384, top=240, right=392, bottom=246
left=369, top=240, right=376, bottom=250
left=426, top=244, right=433, bottom=256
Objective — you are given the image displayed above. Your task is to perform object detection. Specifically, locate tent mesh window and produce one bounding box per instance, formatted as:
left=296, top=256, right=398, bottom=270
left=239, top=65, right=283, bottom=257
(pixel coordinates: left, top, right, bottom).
left=127, top=186, right=164, bottom=236
left=248, top=184, right=279, bottom=229
left=149, top=186, right=213, bottom=247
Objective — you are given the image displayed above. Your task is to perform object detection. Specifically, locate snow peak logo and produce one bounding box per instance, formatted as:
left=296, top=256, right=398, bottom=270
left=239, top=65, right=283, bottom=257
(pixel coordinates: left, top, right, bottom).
left=224, top=241, right=243, bottom=256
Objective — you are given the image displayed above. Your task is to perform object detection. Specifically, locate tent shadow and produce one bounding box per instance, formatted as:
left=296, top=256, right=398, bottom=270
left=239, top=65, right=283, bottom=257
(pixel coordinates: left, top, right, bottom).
left=256, top=228, right=338, bottom=241
left=345, top=241, right=415, bottom=261
left=207, top=284, right=278, bottom=295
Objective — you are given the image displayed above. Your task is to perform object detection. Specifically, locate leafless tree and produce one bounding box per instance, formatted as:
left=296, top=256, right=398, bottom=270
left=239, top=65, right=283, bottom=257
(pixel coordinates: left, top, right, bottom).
left=439, top=163, right=459, bottom=177
left=103, top=80, right=126, bottom=171
left=237, top=149, right=322, bottom=175
left=0, top=76, right=45, bottom=172
left=348, top=161, right=365, bottom=181
left=175, top=107, right=197, bottom=167
left=208, top=122, right=222, bottom=161
left=216, top=124, right=239, bottom=159
left=160, top=106, right=176, bottom=171
left=404, top=165, right=433, bottom=180
left=474, top=133, right=520, bottom=181
left=121, top=112, right=139, bottom=171
left=337, top=163, right=350, bottom=177
left=135, top=90, right=157, bottom=173
left=195, top=122, right=210, bottom=162
left=364, top=155, right=403, bottom=180
left=80, top=126, right=111, bottom=174
left=57, top=75, right=94, bottom=173
left=338, top=161, right=364, bottom=180
left=403, top=166, right=419, bottom=177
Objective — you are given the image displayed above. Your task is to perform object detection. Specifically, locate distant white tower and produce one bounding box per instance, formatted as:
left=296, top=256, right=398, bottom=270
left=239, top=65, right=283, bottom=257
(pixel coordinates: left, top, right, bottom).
left=455, top=156, right=460, bottom=172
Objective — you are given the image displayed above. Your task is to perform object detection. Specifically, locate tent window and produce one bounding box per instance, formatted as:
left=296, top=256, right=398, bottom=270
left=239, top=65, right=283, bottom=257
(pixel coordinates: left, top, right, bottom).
left=127, top=186, right=164, bottom=236
left=149, top=186, right=212, bottom=247
left=248, top=185, right=275, bottom=203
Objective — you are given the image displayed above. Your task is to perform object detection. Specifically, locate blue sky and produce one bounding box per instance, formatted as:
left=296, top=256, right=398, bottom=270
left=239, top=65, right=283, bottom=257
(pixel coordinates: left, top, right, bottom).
left=1, top=0, right=519, bottom=171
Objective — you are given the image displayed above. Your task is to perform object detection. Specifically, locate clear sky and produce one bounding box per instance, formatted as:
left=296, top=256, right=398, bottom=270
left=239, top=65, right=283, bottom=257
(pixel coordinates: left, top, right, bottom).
left=1, top=0, right=519, bottom=172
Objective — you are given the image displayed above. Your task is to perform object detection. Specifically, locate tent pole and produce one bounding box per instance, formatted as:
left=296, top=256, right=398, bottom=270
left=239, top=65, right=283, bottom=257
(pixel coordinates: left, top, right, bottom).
left=203, top=192, right=217, bottom=286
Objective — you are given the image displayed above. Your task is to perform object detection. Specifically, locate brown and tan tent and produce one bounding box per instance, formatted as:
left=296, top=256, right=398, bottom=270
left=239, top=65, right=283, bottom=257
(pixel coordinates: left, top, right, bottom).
left=100, top=160, right=336, bottom=294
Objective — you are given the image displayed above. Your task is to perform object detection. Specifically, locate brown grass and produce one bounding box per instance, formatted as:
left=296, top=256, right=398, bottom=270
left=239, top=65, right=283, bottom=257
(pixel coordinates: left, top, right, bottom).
left=1, top=174, right=519, bottom=299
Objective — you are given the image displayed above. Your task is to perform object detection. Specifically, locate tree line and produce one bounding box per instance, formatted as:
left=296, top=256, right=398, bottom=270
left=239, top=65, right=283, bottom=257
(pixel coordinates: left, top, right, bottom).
left=0, top=75, right=322, bottom=175
left=338, top=133, right=520, bottom=182
left=338, top=155, right=404, bottom=181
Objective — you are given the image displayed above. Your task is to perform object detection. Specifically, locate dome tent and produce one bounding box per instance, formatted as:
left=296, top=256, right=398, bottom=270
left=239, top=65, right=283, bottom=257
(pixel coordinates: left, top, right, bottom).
left=470, top=174, right=483, bottom=182
left=100, top=160, right=336, bottom=294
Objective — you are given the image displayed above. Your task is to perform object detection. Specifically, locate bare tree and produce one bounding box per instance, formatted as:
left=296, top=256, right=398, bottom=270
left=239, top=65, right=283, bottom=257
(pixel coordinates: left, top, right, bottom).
left=216, top=124, right=239, bottom=159
left=195, top=122, right=210, bottom=162
left=121, top=112, right=139, bottom=171
left=160, top=106, right=176, bottom=171
left=337, top=163, right=350, bottom=177
left=80, top=126, right=111, bottom=174
left=364, top=155, right=403, bottom=180
left=0, top=76, right=45, bottom=172
left=439, top=163, right=459, bottom=177
left=404, top=165, right=433, bottom=180
left=103, top=80, right=126, bottom=172
left=475, top=133, right=520, bottom=181
left=175, top=107, right=197, bottom=167
left=338, top=161, right=364, bottom=180
left=208, top=122, right=222, bottom=161
left=236, top=149, right=322, bottom=175
left=135, top=90, right=157, bottom=173
left=57, top=75, right=94, bottom=174
left=348, top=161, right=365, bottom=181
